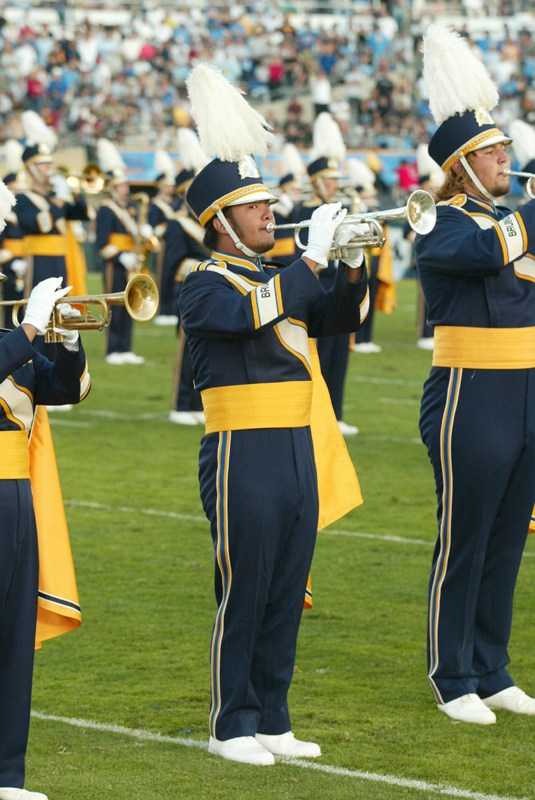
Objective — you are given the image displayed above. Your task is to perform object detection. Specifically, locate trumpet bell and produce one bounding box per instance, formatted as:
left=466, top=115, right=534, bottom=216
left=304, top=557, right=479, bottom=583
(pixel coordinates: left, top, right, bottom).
left=405, top=190, right=437, bottom=235
left=122, top=274, right=159, bottom=322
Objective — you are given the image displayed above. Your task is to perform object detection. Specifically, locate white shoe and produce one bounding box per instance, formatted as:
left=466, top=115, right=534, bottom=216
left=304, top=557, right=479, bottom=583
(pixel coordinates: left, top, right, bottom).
left=191, top=410, right=205, bottom=424
left=437, top=693, right=496, bottom=724
left=121, top=352, right=145, bottom=364
left=351, top=341, right=381, bottom=354
left=169, top=410, right=199, bottom=425
left=482, top=686, right=535, bottom=715
left=417, top=337, right=434, bottom=350
left=0, top=789, right=49, bottom=800
left=337, top=420, right=359, bottom=436
left=45, top=404, right=72, bottom=412
left=208, top=735, right=274, bottom=765
left=105, top=352, right=127, bottom=365
left=255, top=731, right=321, bottom=758
left=154, top=315, right=178, bottom=326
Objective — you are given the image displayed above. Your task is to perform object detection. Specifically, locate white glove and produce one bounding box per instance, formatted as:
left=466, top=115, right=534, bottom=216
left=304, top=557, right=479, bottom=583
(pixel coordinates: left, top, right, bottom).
left=139, top=223, right=154, bottom=239
left=11, top=258, right=27, bottom=278
left=332, top=222, right=365, bottom=269
left=49, top=173, right=72, bottom=202
left=303, top=202, right=347, bottom=269
left=24, top=277, right=71, bottom=335
left=118, top=251, right=141, bottom=271
left=54, top=302, right=81, bottom=351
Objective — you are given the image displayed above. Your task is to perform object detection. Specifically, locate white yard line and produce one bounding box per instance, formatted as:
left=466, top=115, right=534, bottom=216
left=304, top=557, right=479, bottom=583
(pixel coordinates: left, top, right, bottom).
left=349, top=375, right=424, bottom=387
left=30, top=711, right=528, bottom=800
left=62, top=499, right=535, bottom=558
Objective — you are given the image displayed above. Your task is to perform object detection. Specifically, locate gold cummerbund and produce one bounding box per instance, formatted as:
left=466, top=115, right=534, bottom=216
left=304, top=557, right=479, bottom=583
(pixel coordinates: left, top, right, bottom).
left=433, top=325, right=535, bottom=369
left=109, top=233, right=134, bottom=252
left=24, top=235, right=66, bottom=256
left=201, top=381, right=313, bottom=433
left=3, top=239, right=25, bottom=257
left=0, top=430, right=30, bottom=479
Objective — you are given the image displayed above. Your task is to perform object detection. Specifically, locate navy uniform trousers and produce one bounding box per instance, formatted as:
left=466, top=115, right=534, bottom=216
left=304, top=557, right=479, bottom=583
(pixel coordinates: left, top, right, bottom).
left=416, top=191, right=535, bottom=703
left=199, top=427, right=318, bottom=740
left=420, top=366, right=535, bottom=702
left=0, top=479, right=38, bottom=788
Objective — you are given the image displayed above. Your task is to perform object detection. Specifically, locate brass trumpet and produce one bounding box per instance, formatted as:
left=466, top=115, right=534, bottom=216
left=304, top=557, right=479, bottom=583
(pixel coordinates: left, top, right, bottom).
left=266, top=190, right=437, bottom=258
left=1, top=273, right=159, bottom=343
left=503, top=169, right=535, bottom=199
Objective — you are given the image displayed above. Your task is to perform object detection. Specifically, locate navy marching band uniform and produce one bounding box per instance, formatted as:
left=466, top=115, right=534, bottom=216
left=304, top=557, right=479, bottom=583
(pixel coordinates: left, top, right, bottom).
left=0, top=323, right=90, bottom=789
left=96, top=198, right=138, bottom=356
left=416, top=109, right=535, bottom=706
left=181, top=155, right=369, bottom=743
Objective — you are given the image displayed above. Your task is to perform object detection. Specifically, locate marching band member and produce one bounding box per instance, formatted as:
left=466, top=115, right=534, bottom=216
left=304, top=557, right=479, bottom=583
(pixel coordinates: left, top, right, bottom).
left=0, top=141, right=28, bottom=329
left=348, top=158, right=395, bottom=354
left=95, top=139, right=145, bottom=365
left=180, top=64, right=366, bottom=765
left=149, top=148, right=179, bottom=325
left=0, top=169, right=91, bottom=800
left=16, top=112, right=88, bottom=361
left=416, top=25, right=535, bottom=725
left=509, top=118, right=535, bottom=198
left=293, top=113, right=359, bottom=435
left=263, top=143, right=306, bottom=267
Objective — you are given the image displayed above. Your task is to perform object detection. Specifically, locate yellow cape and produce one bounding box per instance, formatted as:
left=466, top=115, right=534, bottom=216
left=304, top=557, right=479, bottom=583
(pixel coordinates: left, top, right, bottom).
left=29, top=406, right=81, bottom=648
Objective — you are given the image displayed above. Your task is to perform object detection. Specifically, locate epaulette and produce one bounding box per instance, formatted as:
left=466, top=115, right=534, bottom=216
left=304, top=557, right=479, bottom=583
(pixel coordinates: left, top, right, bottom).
left=437, top=194, right=467, bottom=208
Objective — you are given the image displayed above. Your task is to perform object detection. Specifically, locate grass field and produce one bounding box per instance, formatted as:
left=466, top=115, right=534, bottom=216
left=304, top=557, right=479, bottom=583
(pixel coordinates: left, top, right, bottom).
left=27, top=275, right=535, bottom=800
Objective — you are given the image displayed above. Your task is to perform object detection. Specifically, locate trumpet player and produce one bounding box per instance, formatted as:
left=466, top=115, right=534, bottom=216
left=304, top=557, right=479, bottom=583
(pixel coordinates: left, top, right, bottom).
left=0, top=273, right=91, bottom=800
left=96, top=140, right=149, bottom=365
left=149, top=149, right=180, bottom=325
left=417, top=26, right=535, bottom=726
left=180, top=65, right=367, bottom=766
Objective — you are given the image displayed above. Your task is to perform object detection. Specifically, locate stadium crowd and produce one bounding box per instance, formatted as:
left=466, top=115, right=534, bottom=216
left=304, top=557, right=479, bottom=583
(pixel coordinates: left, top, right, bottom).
left=0, top=1, right=533, bottom=152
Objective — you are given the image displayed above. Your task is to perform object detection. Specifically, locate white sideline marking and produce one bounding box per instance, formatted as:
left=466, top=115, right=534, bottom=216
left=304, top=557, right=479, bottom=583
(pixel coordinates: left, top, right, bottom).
left=359, top=434, right=423, bottom=445
left=48, top=419, right=91, bottom=427
left=78, top=409, right=169, bottom=421
left=30, top=711, right=528, bottom=800
left=62, top=500, right=535, bottom=558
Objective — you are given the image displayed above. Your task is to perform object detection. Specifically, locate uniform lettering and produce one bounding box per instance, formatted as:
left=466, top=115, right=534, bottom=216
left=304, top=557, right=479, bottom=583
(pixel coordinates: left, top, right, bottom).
left=260, top=286, right=271, bottom=299
left=504, top=216, right=517, bottom=237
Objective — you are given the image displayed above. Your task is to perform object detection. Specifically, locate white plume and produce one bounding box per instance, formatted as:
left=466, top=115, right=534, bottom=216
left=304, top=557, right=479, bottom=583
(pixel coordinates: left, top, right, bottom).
left=176, top=127, right=209, bottom=172
left=281, top=143, right=306, bottom=178
left=509, top=119, right=535, bottom=168
left=155, top=148, right=176, bottom=178
left=347, top=158, right=375, bottom=187
left=0, top=178, right=17, bottom=233
left=97, top=139, right=126, bottom=173
left=21, top=110, right=57, bottom=150
left=3, top=139, right=24, bottom=173
left=310, top=112, right=346, bottom=162
left=423, top=24, right=499, bottom=125
left=186, top=64, right=274, bottom=161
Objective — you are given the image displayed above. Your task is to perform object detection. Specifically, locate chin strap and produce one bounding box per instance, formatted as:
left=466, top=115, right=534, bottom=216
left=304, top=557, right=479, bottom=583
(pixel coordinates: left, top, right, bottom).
left=214, top=206, right=262, bottom=259
left=460, top=156, right=495, bottom=203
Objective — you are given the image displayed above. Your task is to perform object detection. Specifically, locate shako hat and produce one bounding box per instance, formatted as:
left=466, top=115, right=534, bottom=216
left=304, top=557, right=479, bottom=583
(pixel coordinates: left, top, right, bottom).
left=423, top=25, right=511, bottom=182
left=185, top=64, right=277, bottom=241
left=175, top=127, right=209, bottom=195
left=154, top=148, right=176, bottom=187
left=97, top=139, right=128, bottom=187
left=509, top=119, right=535, bottom=185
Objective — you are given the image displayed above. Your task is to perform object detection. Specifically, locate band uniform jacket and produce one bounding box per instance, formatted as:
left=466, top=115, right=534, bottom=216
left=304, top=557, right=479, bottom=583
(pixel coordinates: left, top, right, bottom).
left=15, top=190, right=88, bottom=295
left=0, top=209, right=25, bottom=326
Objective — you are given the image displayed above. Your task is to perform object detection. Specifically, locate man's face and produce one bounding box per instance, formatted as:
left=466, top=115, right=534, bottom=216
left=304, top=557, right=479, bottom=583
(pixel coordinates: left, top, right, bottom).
left=35, top=161, right=52, bottom=182
left=115, top=182, right=130, bottom=201
left=320, top=176, right=339, bottom=202
left=465, top=143, right=511, bottom=198
left=161, top=182, right=175, bottom=199
left=226, top=201, right=275, bottom=254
